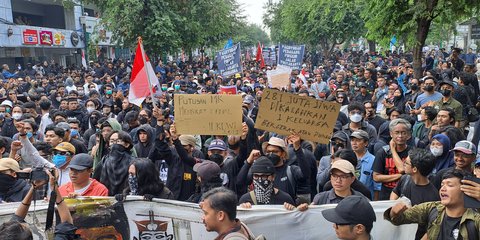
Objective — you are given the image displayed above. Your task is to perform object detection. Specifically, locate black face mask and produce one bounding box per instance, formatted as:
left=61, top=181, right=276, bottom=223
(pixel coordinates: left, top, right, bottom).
left=440, top=89, right=451, bottom=97
left=424, top=85, right=434, bottom=92
left=139, top=116, right=148, bottom=125
left=410, top=84, right=418, bottom=91
left=0, top=173, right=16, bottom=193
left=209, top=153, right=224, bottom=165
left=267, top=153, right=281, bottom=165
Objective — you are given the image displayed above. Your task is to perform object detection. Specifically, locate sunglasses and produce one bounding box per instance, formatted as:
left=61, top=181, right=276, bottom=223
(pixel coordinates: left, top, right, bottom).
left=53, top=151, right=71, bottom=156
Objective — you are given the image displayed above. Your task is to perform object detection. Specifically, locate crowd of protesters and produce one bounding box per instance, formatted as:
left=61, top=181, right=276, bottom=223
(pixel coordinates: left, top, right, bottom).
left=1, top=46, right=480, bottom=239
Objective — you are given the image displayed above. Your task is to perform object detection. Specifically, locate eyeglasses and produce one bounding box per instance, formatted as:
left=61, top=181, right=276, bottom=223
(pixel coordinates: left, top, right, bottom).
left=334, top=223, right=352, bottom=229
left=330, top=173, right=352, bottom=180
left=109, top=139, right=124, bottom=145
left=53, top=151, right=71, bottom=156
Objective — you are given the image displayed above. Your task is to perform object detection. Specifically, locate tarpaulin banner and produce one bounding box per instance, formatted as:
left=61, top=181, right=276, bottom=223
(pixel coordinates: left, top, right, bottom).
left=0, top=198, right=417, bottom=240
left=277, top=44, right=305, bottom=70
left=216, top=43, right=242, bottom=77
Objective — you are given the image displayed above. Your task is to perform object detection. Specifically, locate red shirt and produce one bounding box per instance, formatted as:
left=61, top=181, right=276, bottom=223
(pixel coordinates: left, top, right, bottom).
left=59, top=178, right=109, bottom=197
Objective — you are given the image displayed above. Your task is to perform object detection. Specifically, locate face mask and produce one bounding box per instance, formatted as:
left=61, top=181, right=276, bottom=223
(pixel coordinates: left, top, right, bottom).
left=410, top=84, right=418, bottom=91
left=349, top=113, right=362, bottom=123
left=209, top=154, right=224, bottom=165
left=0, top=113, right=4, bottom=118
left=106, top=90, right=113, bottom=95
left=440, top=89, right=451, bottom=97
left=53, top=154, right=68, bottom=168
left=430, top=146, right=443, bottom=157
left=6, top=108, right=10, bottom=113
left=128, top=174, right=138, bottom=195
left=174, top=85, right=180, bottom=91
left=78, top=90, right=85, bottom=96
left=424, top=85, right=434, bottom=92
left=26, top=131, right=33, bottom=139
left=110, top=143, right=128, bottom=152
left=253, top=178, right=274, bottom=204
left=267, top=153, right=281, bottom=165
left=87, top=107, right=95, bottom=113
left=139, top=116, right=148, bottom=125
left=161, top=87, right=168, bottom=91
left=56, top=96, right=62, bottom=102
left=70, top=129, right=78, bottom=138
left=12, top=113, right=22, bottom=120
left=0, top=173, right=16, bottom=193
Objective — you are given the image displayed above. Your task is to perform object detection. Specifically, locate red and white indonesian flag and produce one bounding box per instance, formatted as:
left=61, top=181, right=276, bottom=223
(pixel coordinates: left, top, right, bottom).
left=128, top=39, right=159, bottom=107
left=81, top=49, right=87, bottom=69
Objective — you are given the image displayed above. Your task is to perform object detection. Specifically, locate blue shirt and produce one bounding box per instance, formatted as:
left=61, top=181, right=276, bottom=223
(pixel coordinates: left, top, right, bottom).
left=415, top=92, right=443, bottom=109
left=358, top=151, right=381, bottom=199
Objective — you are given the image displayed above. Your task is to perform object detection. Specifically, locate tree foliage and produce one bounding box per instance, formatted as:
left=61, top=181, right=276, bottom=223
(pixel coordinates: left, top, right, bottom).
left=264, top=0, right=365, bottom=57
left=233, top=24, right=270, bottom=48
left=82, top=0, right=243, bottom=56
left=362, top=0, right=480, bottom=78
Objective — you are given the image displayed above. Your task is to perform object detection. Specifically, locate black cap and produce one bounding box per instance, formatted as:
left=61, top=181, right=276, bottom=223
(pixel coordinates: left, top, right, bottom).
left=439, top=80, right=455, bottom=88
left=250, top=157, right=275, bottom=174
left=322, top=195, right=376, bottom=228
left=68, top=153, right=93, bottom=170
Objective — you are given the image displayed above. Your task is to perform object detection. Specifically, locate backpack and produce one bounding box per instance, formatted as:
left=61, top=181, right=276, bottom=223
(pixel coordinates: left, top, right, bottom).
left=224, top=222, right=267, bottom=240
left=427, top=207, right=478, bottom=240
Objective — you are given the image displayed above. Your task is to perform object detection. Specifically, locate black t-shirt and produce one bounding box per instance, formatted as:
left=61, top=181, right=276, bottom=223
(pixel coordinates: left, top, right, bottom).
left=373, top=146, right=410, bottom=190
left=238, top=189, right=295, bottom=206
left=438, top=215, right=463, bottom=240
left=392, top=175, right=440, bottom=205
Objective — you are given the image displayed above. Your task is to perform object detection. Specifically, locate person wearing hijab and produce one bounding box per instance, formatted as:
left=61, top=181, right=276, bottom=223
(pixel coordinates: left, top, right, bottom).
left=429, top=134, right=455, bottom=177
left=96, top=130, right=134, bottom=195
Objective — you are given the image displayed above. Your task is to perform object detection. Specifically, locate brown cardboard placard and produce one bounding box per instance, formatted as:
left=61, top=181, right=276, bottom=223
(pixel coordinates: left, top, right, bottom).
left=174, top=94, right=243, bottom=135
left=255, top=89, right=340, bottom=144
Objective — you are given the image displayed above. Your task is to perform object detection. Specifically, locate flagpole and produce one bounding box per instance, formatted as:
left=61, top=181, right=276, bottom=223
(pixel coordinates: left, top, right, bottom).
left=137, top=36, right=157, bottom=106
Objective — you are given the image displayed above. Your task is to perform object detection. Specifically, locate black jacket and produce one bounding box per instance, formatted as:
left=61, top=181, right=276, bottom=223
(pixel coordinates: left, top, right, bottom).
left=1, top=179, right=31, bottom=202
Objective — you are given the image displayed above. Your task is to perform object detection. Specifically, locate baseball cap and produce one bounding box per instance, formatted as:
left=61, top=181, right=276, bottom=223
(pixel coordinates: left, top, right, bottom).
left=439, top=80, right=455, bottom=88
left=0, top=100, right=13, bottom=108
left=331, top=131, right=348, bottom=142
left=452, top=140, right=477, bottom=155
left=322, top=195, right=376, bottom=228
left=350, top=130, right=369, bottom=141
left=0, top=158, right=21, bottom=172
left=330, top=160, right=355, bottom=175
left=193, top=160, right=221, bottom=182
left=250, top=156, right=275, bottom=174
left=262, top=137, right=288, bottom=154
left=53, top=142, right=76, bottom=155
left=68, top=153, right=93, bottom=170
left=179, top=135, right=196, bottom=147
left=242, top=95, right=255, bottom=104
left=56, top=122, right=71, bottom=131
left=208, top=139, right=227, bottom=151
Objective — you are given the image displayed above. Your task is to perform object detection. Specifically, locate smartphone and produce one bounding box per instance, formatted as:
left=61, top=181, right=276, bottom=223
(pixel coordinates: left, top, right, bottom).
left=463, top=175, right=480, bottom=209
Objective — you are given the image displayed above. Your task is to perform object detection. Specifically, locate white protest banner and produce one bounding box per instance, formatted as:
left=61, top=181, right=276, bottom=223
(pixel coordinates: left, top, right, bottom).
left=267, top=65, right=291, bottom=89
left=0, top=198, right=417, bottom=240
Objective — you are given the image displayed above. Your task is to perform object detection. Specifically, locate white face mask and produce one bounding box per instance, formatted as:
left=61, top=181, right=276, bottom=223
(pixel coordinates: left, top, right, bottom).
left=12, top=113, right=22, bottom=120
left=417, top=115, right=423, bottom=122
left=349, top=113, right=362, bottom=123
left=87, top=107, right=95, bottom=113
left=430, top=146, right=443, bottom=157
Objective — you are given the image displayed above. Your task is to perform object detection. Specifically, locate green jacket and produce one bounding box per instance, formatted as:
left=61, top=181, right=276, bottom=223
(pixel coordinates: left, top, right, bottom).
left=384, top=201, right=480, bottom=240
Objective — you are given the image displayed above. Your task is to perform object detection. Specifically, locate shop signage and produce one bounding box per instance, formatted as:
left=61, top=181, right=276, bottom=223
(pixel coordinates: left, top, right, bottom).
left=22, top=29, right=38, bottom=45
left=39, top=31, right=53, bottom=45
left=71, top=32, right=79, bottom=46
left=53, top=32, right=66, bottom=46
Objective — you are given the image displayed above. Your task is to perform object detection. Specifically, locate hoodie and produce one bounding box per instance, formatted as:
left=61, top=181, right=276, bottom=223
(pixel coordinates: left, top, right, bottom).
left=134, top=124, right=155, bottom=158
left=430, top=134, right=455, bottom=175
left=92, top=118, right=123, bottom=169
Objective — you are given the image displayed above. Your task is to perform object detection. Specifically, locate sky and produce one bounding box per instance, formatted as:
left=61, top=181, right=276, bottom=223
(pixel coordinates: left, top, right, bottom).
left=238, top=0, right=268, bottom=27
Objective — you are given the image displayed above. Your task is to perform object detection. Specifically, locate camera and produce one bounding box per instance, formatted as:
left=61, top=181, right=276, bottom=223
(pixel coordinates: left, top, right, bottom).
left=17, top=167, right=50, bottom=181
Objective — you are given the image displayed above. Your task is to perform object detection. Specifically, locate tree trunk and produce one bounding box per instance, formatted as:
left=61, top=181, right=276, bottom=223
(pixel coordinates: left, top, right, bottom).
left=413, top=18, right=432, bottom=79
left=368, top=40, right=376, bottom=53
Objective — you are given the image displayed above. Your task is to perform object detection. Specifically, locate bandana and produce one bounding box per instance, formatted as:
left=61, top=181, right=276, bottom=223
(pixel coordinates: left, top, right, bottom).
left=253, top=178, right=274, bottom=204
left=128, top=175, right=138, bottom=195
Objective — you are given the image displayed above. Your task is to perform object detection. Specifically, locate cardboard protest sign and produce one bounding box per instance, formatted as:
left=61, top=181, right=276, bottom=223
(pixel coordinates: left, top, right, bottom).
left=267, top=65, right=291, bottom=89
left=216, top=43, right=242, bottom=77
left=278, top=44, right=305, bottom=69
left=174, top=94, right=243, bottom=135
left=255, top=89, right=340, bottom=143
